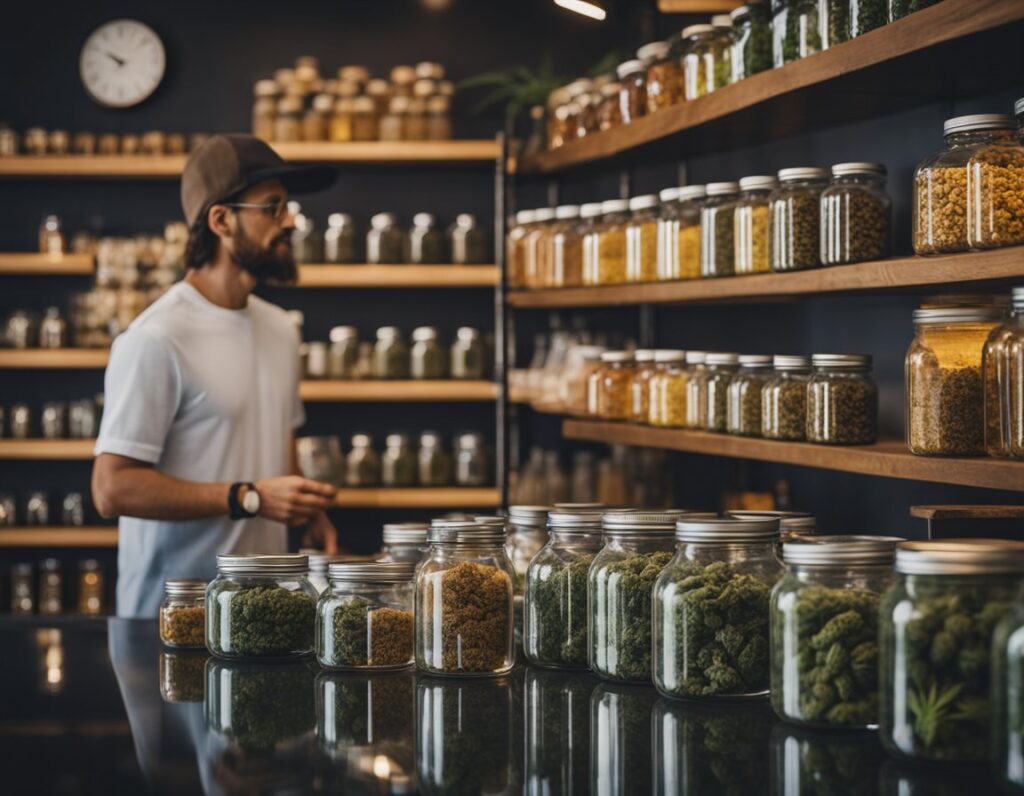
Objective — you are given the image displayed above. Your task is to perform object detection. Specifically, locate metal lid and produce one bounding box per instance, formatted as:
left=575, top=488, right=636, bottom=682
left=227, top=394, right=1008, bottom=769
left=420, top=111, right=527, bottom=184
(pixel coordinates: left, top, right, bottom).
left=943, top=114, right=1015, bottom=135
left=686, top=350, right=707, bottom=365
left=738, top=354, right=773, bottom=368
left=634, top=349, right=658, bottom=363
left=637, top=41, right=669, bottom=61
left=773, top=354, right=811, bottom=371
left=456, top=326, right=480, bottom=341
left=329, top=326, right=358, bottom=344
left=705, top=352, right=740, bottom=366
left=548, top=507, right=605, bottom=532
left=731, top=3, right=764, bottom=20
left=600, top=351, right=634, bottom=363
left=427, top=520, right=506, bottom=544
left=328, top=561, right=416, bottom=583
left=678, top=185, right=707, bottom=202
left=682, top=23, right=714, bottom=38
left=676, top=515, right=780, bottom=542
left=554, top=502, right=608, bottom=510
left=811, top=353, right=872, bottom=370
left=1016, top=98, right=1024, bottom=117
left=377, top=326, right=401, bottom=338
left=895, top=539, right=1024, bottom=575
left=534, top=207, right=556, bottom=222
left=601, top=199, right=629, bottom=214
left=912, top=306, right=1004, bottom=325
left=615, top=59, right=645, bottom=79
left=516, top=210, right=537, bottom=224
left=603, top=510, right=689, bottom=533
left=778, top=167, right=828, bottom=182
left=383, top=522, right=429, bottom=545
left=216, top=554, right=309, bottom=575
left=385, top=432, right=410, bottom=447
left=327, top=212, right=353, bottom=227
left=1014, top=286, right=1024, bottom=310
left=508, top=505, right=553, bottom=527
left=731, top=510, right=817, bottom=532
left=308, top=554, right=352, bottom=574
left=783, top=535, right=903, bottom=566
left=659, top=187, right=681, bottom=202
left=412, top=326, right=439, bottom=341
left=628, top=194, right=660, bottom=211
left=739, top=175, right=778, bottom=191
left=655, top=349, right=687, bottom=363
left=580, top=202, right=604, bottom=218
left=831, top=162, right=887, bottom=177
left=473, top=514, right=507, bottom=527
left=555, top=205, right=581, bottom=220
left=705, top=181, right=739, bottom=196
left=164, top=578, right=207, bottom=596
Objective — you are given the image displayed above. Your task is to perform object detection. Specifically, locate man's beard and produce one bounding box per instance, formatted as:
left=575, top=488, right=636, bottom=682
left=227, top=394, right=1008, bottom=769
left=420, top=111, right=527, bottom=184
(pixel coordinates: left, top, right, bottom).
left=231, top=224, right=297, bottom=285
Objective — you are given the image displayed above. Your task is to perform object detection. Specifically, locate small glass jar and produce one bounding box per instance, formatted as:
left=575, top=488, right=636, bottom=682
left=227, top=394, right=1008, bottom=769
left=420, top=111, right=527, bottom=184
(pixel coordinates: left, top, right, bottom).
left=579, top=203, right=605, bottom=285
left=448, top=213, right=488, bottom=265
left=449, top=327, right=485, bottom=380
left=616, top=60, right=647, bottom=124
left=782, top=0, right=822, bottom=63
left=351, top=96, right=380, bottom=141
left=77, top=559, right=104, bottom=614
left=770, top=166, right=829, bottom=272
left=807, top=353, right=878, bottom=444
left=762, top=354, right=813, bottom=440
left=906, top=306, right=1002, bottom=457
left=881, top=540, right=1024, bottom=764
left=669, top=185, right=706, bottom=281
left=159, top=650, right=207, bottom=704
left=984, top=287, right=1024, bottom=458
left=651, top=349, right=690, bottom=428
left=821, top=162, right=891, bottom=265
left=418, top=431, right=453, bottom=486
left=550, top=205, right=583, bottom=287
left=731, top=3, right=773, bottom=81
left=683, top=350, right=710, bottom=428
left=379, top=523, right=429, bottom=564
left=411, top=326, right=447, bottom=379
left=347, top=433, right=382, bottom=487
left=160, top=579, right=207, bottom=648
left=366, top=212, right=404, bottom=264
left=596, top=351, right=634, bottom=421
left=324, top=213, right=357, bottom=263
left=596, top=199, right=629, bottom=285
left=317, top=562, right=416, bottom=671
left=274, top=97, right=303, bottom=142
left=330, top=97, right=355, bottom=142
left=455, top=432, right=489, bottom=487
left=11, top=563, right=34, bottom=614
left=427, top=94, right=453, bottom=140
left=734, top=175, right=777, bottom=274
left=625, top=194, right=660, bottom=283
left=506, top=505, right=551, bottom=597
left=596, top=81, right=624, bottom=132
left=700, top=182, right=740, bottom=278
left=710, top=15, right=735, bottom=87
left=639, top=40, right=683, bottom=113
left=39, top=559, right=62, bottom=615
left=590, top=511, right=681, bottom=682
left=821, top=0, right=851, bottom=48
left=654, top=515, right=783, bottom=699
left=628, top=350, right=658, bottom=423
left=308, top=554, right=348, bottom=594
left=373, top=327, right=410, bottom=379
left=416, top=521, right=516, bottom=675
left=655, top=187, right=681, bottom=281
left=382, top=433, right=417, bottom=487
left=525, top=208, right=556, bottom=289
left=328, top=325, right=359, bottom=379
left=303, top=93, right=334, bottom=141
left=524, top=507, right=604, bottom=669
left=727, top=354, right=773, bottom=436
left=702, top=352, right=740, bottom=432
left=682, top=24, right=718, bottom=100
left=771, top=535, right=901, bottom=727
left=406, top=212, right=445, bottom=264
left=508, top=210, right=535, bottom=288
left=887, top=0, right=937, bottom=21
left=206, top=554, right=318, bottom=660
left=0, top=125, right=20, bottom=156
left=379, top=96, right=408, bottom=142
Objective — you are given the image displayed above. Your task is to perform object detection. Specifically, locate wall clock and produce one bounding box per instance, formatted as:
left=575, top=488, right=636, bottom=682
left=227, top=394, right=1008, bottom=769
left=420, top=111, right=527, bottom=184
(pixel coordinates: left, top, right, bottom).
left=79, top=19, right=166, bottom=108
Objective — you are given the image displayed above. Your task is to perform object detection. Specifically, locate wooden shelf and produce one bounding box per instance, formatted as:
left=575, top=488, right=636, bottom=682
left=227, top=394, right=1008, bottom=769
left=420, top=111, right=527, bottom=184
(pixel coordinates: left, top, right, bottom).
left=335, top=487, right=499, bottom=508
left=295, top=264, right=499, bottom=288
left=0, top=439, right=94, bottom=460
left=563, top=419, right=1024, bottom=492
left=519, top=0, right=1024, bottom=173
left=0, top=349, right=109, bottom=368
left=0, top=528, right=118, bottom=547
left=0, top=253, right=94, bottom=275
left=508, top=248, right=1024, bottom=309
left=300, top=380, right=497, bottom=402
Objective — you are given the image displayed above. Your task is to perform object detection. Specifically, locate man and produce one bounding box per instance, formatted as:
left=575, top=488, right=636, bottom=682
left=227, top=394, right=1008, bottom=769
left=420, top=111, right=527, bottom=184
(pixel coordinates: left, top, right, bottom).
left=92, top=134, right=340, bottom=617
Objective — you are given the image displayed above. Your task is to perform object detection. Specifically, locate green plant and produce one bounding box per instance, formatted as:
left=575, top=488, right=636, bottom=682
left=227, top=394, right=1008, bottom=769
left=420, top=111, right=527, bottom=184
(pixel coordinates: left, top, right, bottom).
left=458, top=56, right=565, bottom=121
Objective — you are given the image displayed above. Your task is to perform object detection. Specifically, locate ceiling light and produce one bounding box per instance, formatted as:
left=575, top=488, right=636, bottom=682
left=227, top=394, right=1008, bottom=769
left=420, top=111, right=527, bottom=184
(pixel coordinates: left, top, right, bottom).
left=554, top=0, right=608, bottom=21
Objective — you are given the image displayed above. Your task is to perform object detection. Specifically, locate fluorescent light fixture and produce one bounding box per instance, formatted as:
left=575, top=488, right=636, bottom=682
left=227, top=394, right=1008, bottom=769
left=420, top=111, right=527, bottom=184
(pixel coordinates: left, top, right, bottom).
left=554, top=0, right=608, bottom=21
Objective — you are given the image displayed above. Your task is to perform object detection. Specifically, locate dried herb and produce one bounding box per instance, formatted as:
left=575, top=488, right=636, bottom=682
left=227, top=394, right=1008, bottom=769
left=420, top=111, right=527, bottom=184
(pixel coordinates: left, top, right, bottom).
left=850, top=0, right=887, bottom=36
left=825, top=0, right=850, bottom=47
left=526, top=670, right=596, bottom=791
left=762, top=376, right=808, bottom=440
left=914, top=167, right=968, bottom=254
left=821, top=186, right=889, bottom=265
left=213, top=663, right=316, bottom=750
left=771, top=191, right=821, bottom=271
left=323, top=672, right=413, bottom=745
left=209, top=585, right=316, bottom=658
left=159, top=650, right=207, bottom=703
left=701, top=202, right=736, bottom=277
left=705, top=370, right=734, bottom=432
left=889, top=0, right=939, bottom=21
left=732, top=7, right=772, bottom=80
left=908, top=365, right=985, bottom=455
left=323, top=598, right=413, bottom=668
left=526, top=553, right=594, bottom=667
left=782, top=0, right=822, bottom=63
left=727, top=371, right=769, bottom=436
left=807, top=377, right=877, bottom=444
left=160, top=604, right=205, bottom=647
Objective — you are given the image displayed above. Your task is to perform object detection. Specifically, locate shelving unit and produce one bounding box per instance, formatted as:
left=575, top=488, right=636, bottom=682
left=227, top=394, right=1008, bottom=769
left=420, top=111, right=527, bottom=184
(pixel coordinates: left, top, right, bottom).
left=0, top=528, right=118, bottom=547
left=0, top=253, right=93, bottom=275
left=335, top=487, right=499, bottom=508
left=0, top=349, right=109, bottom=368
left=295, top=264, right=499, bottom=288
left=0, top=439, right=95, bottom=460
left=300, top=380, right=496, bottom=402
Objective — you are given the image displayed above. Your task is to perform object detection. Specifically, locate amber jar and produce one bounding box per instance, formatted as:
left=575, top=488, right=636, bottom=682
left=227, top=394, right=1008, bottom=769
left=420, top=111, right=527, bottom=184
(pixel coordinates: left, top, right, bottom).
left=580, top=203, right=605, bottom=286
left=303, top=94, right=334, bottom=141
left=525, top=208, right=556, bottom=289
left=351, top=97, right=379, bottom=141
left=984, top=287, right=1024, bottom=458
left=625, top=195, right=660, bottom=283
left=616, top=60, right=647, bottom=124
left=404, top=99, right=429, bottom=141
left=672, top=186, right=707, bottom=281
left=275, top=97, right=303, bottom=142
left=597, top=82, right=624, bottom=132
left=380, top=97, right=408, bottom=142
left=508, top=210, right=536, bottom=288
left=734, top=175, right=778, bottom=275
left=551, top=205, right=583, bottom=288
left=426, top=95, right=452, bottom=140
left=700, top=182, right=740, bottom=278
left=629, top=350, right=658, bottom=423
left=596, top=199, right=629, bottom=285
left=331, top=98, right=355, bottom=142
left=596, top=352, right=635, bottom=421
left=639, top=41, right=683, bottom=113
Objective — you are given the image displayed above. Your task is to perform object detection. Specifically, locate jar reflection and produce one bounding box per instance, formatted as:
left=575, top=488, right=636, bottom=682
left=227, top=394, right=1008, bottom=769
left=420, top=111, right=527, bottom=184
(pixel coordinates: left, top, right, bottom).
left=879, top=757, right=1000, bottom=796
left=525, top=668, right=598, bottom=795
left=590, top=682, right=657, bottom=796
left=159, top=649, right=208, bottom=704
left=769, top=722, right=883, bottom=796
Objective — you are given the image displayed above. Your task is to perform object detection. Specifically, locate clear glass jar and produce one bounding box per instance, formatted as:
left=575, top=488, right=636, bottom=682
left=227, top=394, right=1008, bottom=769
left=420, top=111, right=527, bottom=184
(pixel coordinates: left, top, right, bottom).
left=382, top=433, right=417, bottom=487
left=550, top=205, right=583, bottom=287
left=455, top=432, right=489, bottom=487
left=78, top=559, right=104, bottom=614
left=416, top=521, right=516, bottom=675
left=650, top=349, right=689, bottom=428
left=807, top=353, right=878, bottom=444
left=308, top=554, right=348, bottom=594
left=418, top=431, right=453, bottom=486
left=160, top=579, right=206, bottom=648
left=328, top=325, right=359, bottom=379
left=906, top=306, right=1002, bottom=456
left=316, top=562, right=415, bottom=671
left=450, top=327, right=485, bottom=380
left=656, top=187, right=681, bottom=282
left=984, top=287, right=1024, bottom=458
left=727, top=354, right=773, bottom=436
left=683, top=350, right=710, bottom=428
left=373, top=327, right=410, bottom=379
left=406, top=212, right=445, bottom=264
left=448, top=213, right=487, bottom=265
left=525, top=507, right=604, bottom=669
left=771, top=535, right=901, bottom=727
left=821, top=0, right=850, bottom=48
left=206, top=554, right=318, bottom=660
left=505, top=505, right=550, bottom=597
left=159, top=649, right=207, bottom=704
left=347, top=433, right=382, bottom=486
left=590, top=511, right=680, bottom=682
left=525, top=208, right=556, bottom=289
left=881, top=540, right=1024, bottom=764
left=682, top=24, right=717, bottom=100
left=762, top=354, right=813, bottom=440
left=770, top=723, right=886, bottom=795
left=821, top=162, right=891, bottom=265
left=324, top=213, right=357, bottom=263
left=525, top=668, right=597, bottom=791
left=653, top=515, right=783, bottom=699
left=508, top=209, right=535, bottom=288
left=888, top=0, right=938, bottom=21
left=410, top=326, right=447, bottom=379
left=628, top=350, right=658, bottom=423
left=591, top=683, right=659, bottom=794
left=597, top=351, right=634, bottom=421
left=596, top=81, right=624, bottom=132
left=580, top=203, right=605, bottom=285
left=639, top=40, right=683, bottom=113
left=770, top=167, right=829, bottom=272
left=625, top=194, right=660, bottom=282
left=39, top=558, right=62, bottom=615
left=782, top=0, right=822, bottom=63
left=995, top=582, right=1024, bottom=789
left=366, top=212, right=404, bottom=263
left=734, top=175, right=777, bottom=274
left=700, top=182, right=740, bottom=278
left=702, top=352, right=740, bottom=432
left=379, top=523, right=429, bottom=564
left=616, top=60, right=647, bottom=124
left=596, top=199, right=629, bottom=285
left=731, top=3, right=773, bottom=81
left=710, top=15, right=735, bottom=88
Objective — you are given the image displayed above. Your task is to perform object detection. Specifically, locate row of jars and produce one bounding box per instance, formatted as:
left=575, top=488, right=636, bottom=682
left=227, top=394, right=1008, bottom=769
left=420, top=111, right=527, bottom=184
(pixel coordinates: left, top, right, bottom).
left=587, top=349, right=878, bottom=445
left=0, top=396, right=102, bottom=440
left=0, top=125, right=208, bottom=157
left=302, top=325, right=489, bottom=380
left=507, top=163, right=890, bottom=289
left=10, top=558, right=105, bottom=615
left=0, top=490, right=90, bottom=527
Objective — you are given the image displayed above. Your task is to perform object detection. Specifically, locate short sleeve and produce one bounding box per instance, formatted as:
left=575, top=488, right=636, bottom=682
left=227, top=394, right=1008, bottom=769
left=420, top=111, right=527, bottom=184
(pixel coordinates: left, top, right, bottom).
left=290, top=323, right=306, bottom=430
left=94, top=328, right=182, bottom=464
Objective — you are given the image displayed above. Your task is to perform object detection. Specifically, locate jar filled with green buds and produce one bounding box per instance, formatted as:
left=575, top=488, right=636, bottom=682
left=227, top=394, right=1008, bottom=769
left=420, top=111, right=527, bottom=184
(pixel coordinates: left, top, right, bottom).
left=373, top=327, right=410, bottom=379
left=806, top=353, right=877, bottom=444
left=700, top=182, right=740, bottom=278
left=820, top=162, right=891, bottom=266
left=411, top=326, right=447, bottom=379
left=382, top=433, right=417, bottom=487
left=761, top=354, right=813, bottom=440
left=770, top=167, right=829, bottom=272
left=727, top=354, right=774, bottom=436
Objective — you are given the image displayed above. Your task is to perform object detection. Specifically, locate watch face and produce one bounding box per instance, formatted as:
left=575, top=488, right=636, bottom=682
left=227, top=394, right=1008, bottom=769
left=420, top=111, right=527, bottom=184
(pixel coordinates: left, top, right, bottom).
left=79, top=19, right=166, bottom=108
left=242, top=489, right=260, bottom=515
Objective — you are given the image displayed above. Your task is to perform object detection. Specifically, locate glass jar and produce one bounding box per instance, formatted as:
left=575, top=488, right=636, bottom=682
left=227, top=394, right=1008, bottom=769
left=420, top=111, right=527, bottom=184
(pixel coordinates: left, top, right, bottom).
left=524, top=507, right=604, bottom=669
left=317, top=562, right=415, bottom=671
left=506, top=505, right=551, bottom=597
left=379, top=523, right=429, bottom=564
left=906, top=306, right=1002, bottom=456
left=782, top=0, right=822, bottom=63
left=821, top=0, right=850, bottom=48
left=77, top=559, right=104, bottom=614
left=416, top=521, right=516, bottom=675
left=734, top=175, right=777, bottom=274
left=206, top=554, right=318, bottom=660
left=591, top=683, right=659, bottom=794
left=308, top=554, right=348, bottom=594
left=590, top=511, right=680, bottom=682
left=710, top=15, right=735, bottom=87
left=595, top=199, right=629, bottom=285
left=406, top=212, right=445, bottom=264
left=366, top=212, right=404, bottom=264
left=655, top=187, right=681, bottom=281
left=324, top=213, right=357, bottom=263
left=579, top=203, right=605, bottom=286
left=683, top=350, right=710, bottom=428
left=373, top=326, right=410, bottom=379
left=159, top=650, right=207, bottom=704
left=727, top=354, right=773, bottom=436
left=411, top=326, right=447, bottom=379
left=702, top=352, right=740, bottom=432
left=382, top=433, right=417, bottom=487
left=771, top=535, right=901, bottom=727
left=160, top=579, right=206, bottom=648
left=596, top=81, right=624, bottom=132
left=379, top=96, right=408, bottom=142
left=351, top=96, right=379, bottom=141
left=984, top=287, right=1024, bottom=458
left=39, top=559, right=62, bottom=615
left=682, top=24, right=717, bottom=100
left=303, top=93, right=333, bottom=141
left=347, top=434, right=382, bottom=486
left=639, top=40, right=683, bottom=113
left=625, top=194, right=660, bottom=282
left=821, top=162, right=891, bottom=265
left=427, top=95, right=453, bottom=141
left=700, top=182, right=740, bottom=278
left=455, top=432, right=489, bottom=487
left=762, top=354, right=813, bottom=440
left=770, top=166, right=828, bottom=271
left=330, top=97, right=355, bottom=142
left=508, top=209, right=535, bottom=288
left=11, top=563, right=33, bottom=614
left=450, top=327, right=485, bottom=380
left=881, top=540, right=1024, bottom=764
left=597, top=351, right=634, bottom=421
left=651, top=349, right=690, bottom=428
left=448, top=213, right=487, bottom=265
left=731, top=3, right=773, bottom=80
left=888, top=0, right=937, bottom=22
left=550, top=205, right=583, bottom=288
left=616, top=60, right=647, bottom=124
left=628, top=350, right=658, bottom=423
left=328, top=325, right=359, bottom=379
left=653, top=515, right=783, bottom=699
left=525, top=208, right=555, bottom=289
left=418, top=431, right=453, bottom=486
left=670, top=185, right=706, bottom=281
left=274, top=97, right=302, bottom=142
left=807, top=353, right=878, bottom=444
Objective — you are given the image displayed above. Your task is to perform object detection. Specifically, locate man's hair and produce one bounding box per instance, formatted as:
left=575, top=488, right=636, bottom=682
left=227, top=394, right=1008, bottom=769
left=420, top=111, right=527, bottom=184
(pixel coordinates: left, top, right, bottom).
left=184, top=215, right=220, bottom=270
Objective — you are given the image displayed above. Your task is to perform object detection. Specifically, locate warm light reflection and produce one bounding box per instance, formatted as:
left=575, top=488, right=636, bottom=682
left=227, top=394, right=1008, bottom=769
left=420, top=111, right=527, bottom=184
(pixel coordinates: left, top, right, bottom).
left=35, top=629, right=65, bottom=694
left=373, top=754, right=393, bottom=779
left=554, top=0, right=607, bottom=21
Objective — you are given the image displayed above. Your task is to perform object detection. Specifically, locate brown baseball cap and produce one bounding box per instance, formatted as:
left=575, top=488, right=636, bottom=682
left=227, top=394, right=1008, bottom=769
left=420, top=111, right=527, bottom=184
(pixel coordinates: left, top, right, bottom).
left=181, top=133, right=336, bottom=227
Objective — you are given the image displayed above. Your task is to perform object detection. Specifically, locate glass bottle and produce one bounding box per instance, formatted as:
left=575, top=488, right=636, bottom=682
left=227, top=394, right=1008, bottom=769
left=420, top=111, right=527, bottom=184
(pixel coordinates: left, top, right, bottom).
left=328, top=325, right=359, bottom=379
left=984, top=287, right=1024, bottom=458
left=596, top=199, right=629, bottom=285
left=303, top=93, right=334, bottom=141
left=351, top=96, right=379, bottom=141
left=821, top=0, right=851, bottom=49
left=655, top=187, right=682, bottom=281
left=366, top=212, right=404, bottom=264
left=323, top=213, right=357, bottom=263
left=379, top=96, right=408, bottom=142
left=418, top=432, right=453, bottom=486
left=682, top=24, right=717, bottom=100
left=597, top=351, right=634, bottom=421
left=727, top=354, right=774, bottom=436
left=762, top=354, right=812, bottom=440
left=411, top=326, right=447, bottom=379
left=700, top=182, right=740, bottom=278
left=770, top=166, right=829, bottom=272
left=382, top=433, right=417, bottom=487
left=821, top=162, right=891, bottom=265
left=330, top=97, right=355, bottom=142
left=406, top=213, right=445, bottom=264
left=38, top=214, right=65, bottom=256
left=427, top=95, right=452, bottom=140
left=455, top=432, right=489, bottom=487
left=373, top=327, right=410, bottom=379
left=525, top=208, right=556, bottom=289
left=734, top=175, right=778, bottom=274
left=703, top=352, right=740, bottom=432
left=448, top=213, right=487, bottom=265
left=629, top=349, right=658, bottom=423
left=159, top=579, right=206, bottom=648
left=579, top=203, right=605, bottom=286
left=731, top=2, right=773, bottom=81
left=639, top=40, right=683, bottom=113
left=347, top=434, right=381, bottom=487
left=274, top=97, right=303, bottom=142
left=38, top=559, right=62, bottom=615
left=252, top=80, right=279, bottom=140
left=625, top=194, right=660, bottom=283
left=550, top=205, right=583, bottom=287
left=379, top=523, right=429, bottom=564
left=11, top=564, right=34, bottom=614
left=807, top=353, right=878, bottom=444
left=616, top=60, right=647, bottom=124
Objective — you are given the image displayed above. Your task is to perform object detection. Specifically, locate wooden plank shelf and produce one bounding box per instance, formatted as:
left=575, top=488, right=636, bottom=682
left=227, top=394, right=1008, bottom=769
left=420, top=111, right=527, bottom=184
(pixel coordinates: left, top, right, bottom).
left=563, top=419, right=1024, bottom=492
left=295, top=264, right=499, bottom=288
left=0, top=528, right=118, bottom=547
left=508, top=248, right=1024, bottom=309
left=0, top=439, right=95, bottom=460
left=300, top=380, right=497, bottom=402
left=0, top=253, right=94, bottom=275
left=0, top=349, right=109, bottom=368
left=519, top=0, right=1024, bottom=173
left=335, top=487, right=499, bottom=508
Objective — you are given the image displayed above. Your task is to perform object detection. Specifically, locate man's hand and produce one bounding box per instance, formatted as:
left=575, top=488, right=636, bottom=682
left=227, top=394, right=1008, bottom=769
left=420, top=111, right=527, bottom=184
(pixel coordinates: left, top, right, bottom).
left=252, top=476, right=336, bottom=525
left=302, top=511, right=340, bottom=554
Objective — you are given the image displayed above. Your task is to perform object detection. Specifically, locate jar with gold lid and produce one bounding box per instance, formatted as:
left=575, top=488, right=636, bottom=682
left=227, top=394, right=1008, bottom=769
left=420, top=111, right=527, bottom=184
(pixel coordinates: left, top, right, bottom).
left=625, top=195, right=660, bottom=283
left=734, top=175, right=778, bottom=274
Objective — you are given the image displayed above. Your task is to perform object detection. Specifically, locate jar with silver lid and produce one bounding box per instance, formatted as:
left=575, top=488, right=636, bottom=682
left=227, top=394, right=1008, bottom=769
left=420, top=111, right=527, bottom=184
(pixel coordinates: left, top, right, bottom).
left=770, top=167, right=829, bottom=272
left=807, top=353, right=877, bottom=444
left=206, top=553, right=318, bottom=660
left=455, top=432, right=489, bottom=487
left=38, top=307, right=67, bottom=349
left=379, top=523, right=429, bottom=564
left=366, top=212, right=404, bottom=264
left=700, top=181, right=740, bottom=278
left=160, top=579, right=207, bottom=648
left=731, top=509, right=817, bottom=545
left=411, top=326, right=447, bottom=379
left=881, top=540, right=1024, bottom=763
left=418, top=431, right=453, bottom=486
left=821, top=162, right=891, bottom=265
left=507, top=505, right=552, bottom=594
left=703, top=352, right=740, bottom=432
left=450, top=327, right=485, bottom=379
left=328, top=325, right=359, bottom=379
left=771, top=535, right=902, bottom=727
left=448, top=213, right=488, bottom=265
left=734, top=175, right=778, bottom=274
left=373, top=326, right=410, bottom=379
left=726, top=354, right=773, bottom=436
left=346, top=433, right=381, bottom=487
left=761, top=354, right=813, bottom=440
left=382, top=433, right=417, bottom=487
left=41, top=402, right=67, bottom=439
left=405, top=212, right=445, bottom=264
left=653, top=515, right=783, bottom=699
left=9, top=404, right=32, bottom=439
left=307, top=554, right=350, bottom=594
left=323, top=213, right=357, bottom=263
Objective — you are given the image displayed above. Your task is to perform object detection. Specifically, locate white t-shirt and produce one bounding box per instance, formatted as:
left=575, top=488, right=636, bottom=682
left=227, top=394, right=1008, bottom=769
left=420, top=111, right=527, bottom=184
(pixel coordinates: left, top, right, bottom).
left=95, top=281, right=305, bottom=618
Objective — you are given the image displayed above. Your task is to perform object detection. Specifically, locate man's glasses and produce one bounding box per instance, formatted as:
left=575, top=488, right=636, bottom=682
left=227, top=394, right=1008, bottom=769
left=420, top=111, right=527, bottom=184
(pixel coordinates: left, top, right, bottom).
left=221, top=197, right=288, bottom=221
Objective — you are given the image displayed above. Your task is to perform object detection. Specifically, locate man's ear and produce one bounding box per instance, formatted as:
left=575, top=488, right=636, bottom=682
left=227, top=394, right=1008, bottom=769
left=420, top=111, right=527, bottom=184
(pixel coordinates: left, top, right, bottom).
left=207, top=204, right=233, bottom=239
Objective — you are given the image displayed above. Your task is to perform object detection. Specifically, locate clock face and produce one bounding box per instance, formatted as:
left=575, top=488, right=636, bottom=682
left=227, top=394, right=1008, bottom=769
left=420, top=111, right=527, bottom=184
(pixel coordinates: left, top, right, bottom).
left=79, top=19, right=166, bottom=108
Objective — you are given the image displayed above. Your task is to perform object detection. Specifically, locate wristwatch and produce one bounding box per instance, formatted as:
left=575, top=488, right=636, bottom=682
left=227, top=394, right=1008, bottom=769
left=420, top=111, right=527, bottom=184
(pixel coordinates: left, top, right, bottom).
left=228, top=482, right=260, bottom=520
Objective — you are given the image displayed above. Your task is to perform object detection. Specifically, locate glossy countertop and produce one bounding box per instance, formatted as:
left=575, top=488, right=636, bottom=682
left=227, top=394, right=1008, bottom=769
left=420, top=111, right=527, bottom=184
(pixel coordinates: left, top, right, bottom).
left=0, top=618, right=1006, bottom=795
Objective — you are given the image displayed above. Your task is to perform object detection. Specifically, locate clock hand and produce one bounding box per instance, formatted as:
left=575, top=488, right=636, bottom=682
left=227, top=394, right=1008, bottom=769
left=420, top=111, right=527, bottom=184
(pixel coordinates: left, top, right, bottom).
left=104, top=50, right=126, bottom=67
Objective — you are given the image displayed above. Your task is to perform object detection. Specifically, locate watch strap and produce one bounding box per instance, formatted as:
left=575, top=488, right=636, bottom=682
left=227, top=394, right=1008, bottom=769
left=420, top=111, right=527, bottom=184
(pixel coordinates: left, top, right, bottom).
left=228, top=482, right=257, bottom=520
